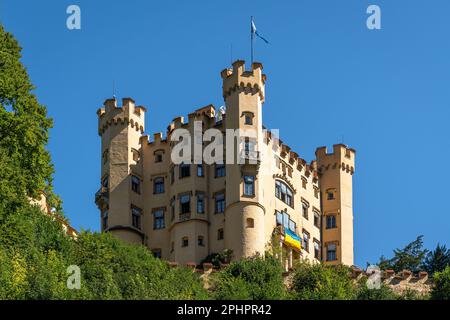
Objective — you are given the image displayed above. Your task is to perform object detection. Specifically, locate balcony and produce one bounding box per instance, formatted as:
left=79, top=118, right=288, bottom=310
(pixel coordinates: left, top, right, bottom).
left=239, top=150, right=261, bottom=164
left=179, top=212, right=191, bottom=222
left=95, top=186, right=109, bottom=209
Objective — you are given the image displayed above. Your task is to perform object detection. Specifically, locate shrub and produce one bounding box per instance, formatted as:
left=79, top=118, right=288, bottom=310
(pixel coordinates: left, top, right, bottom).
left=291, top=262, right=355, bottom=300
left=211, top=254, right=286, bottom=300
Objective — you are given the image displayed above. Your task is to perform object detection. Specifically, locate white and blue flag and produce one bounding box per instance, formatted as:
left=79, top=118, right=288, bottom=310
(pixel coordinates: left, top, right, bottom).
left=251, top=18, right=269, bottom=44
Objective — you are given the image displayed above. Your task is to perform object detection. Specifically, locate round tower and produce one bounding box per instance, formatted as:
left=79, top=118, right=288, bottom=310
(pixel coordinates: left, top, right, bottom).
left=96, top=97, right=146, bottom=244
left=221, top=60, right=267, bottom=259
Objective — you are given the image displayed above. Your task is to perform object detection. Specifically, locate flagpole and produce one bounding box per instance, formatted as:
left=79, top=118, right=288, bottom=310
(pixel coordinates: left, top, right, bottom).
left=250, top=16, right=254, bottom=65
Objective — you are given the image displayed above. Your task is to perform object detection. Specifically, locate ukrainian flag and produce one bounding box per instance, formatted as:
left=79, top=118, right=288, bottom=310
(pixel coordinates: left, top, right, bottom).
left=284, top=229, right=301, bottom=251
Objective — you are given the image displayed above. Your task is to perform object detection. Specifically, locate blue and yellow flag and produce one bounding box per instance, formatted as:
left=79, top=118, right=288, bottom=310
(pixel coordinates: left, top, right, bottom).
left=284, top=229, right=301, bottom=251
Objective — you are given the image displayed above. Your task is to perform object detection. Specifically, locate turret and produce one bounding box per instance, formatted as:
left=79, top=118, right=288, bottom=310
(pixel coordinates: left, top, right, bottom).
left=96, top=97, right=146, bottom=245
left=315, top=144, right=355, bottom=265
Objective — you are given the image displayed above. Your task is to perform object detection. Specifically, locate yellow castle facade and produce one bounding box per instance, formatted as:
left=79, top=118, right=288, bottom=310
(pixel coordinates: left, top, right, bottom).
left=95, top=60, right=355, bottom=268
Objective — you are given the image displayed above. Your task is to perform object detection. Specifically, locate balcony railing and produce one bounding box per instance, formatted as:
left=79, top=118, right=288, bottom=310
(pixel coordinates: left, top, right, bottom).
left=179, top=212, right=191, bottom=222
left=239, top=150, right=260, bottom=164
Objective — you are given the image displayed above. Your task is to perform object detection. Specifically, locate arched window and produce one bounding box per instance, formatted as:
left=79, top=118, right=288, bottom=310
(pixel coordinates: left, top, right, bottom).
left=275, top=180, right=294, bottom=207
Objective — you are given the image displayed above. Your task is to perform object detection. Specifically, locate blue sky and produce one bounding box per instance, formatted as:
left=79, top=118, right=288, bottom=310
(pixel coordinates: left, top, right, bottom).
left=1, top=0, right=449, bottom=266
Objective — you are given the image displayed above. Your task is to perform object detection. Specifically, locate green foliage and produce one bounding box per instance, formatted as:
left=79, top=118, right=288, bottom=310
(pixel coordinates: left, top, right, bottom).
left=431, top=266, right=450, bottom=300
left=355, top=277, right=398, bottom=300
left=377, top=236, right=428, bottom=273
left=0, top=204, right=208, bottom=300
left=0, top=24, right=54, bottom=210
left=291, top=262, right=355, bottom=300
left=422, top=244, right=450, bottom=275
left=200, top=249, right=233, bottom=268
left=211, top=254, right=286, bottom=300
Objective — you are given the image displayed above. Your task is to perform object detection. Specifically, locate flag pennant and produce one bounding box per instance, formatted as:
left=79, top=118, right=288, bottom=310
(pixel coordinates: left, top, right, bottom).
left=251, top=19, right=269, bottom=44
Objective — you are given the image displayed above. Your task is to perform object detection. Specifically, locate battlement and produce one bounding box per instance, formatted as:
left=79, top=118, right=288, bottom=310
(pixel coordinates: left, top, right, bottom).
left=97, top=97, right=146, bottom=136
left=220, top=60, right=266, bottom=102
left=316, top=144, right=356, bottom=160
left=315, top=144, right=355, bottom=175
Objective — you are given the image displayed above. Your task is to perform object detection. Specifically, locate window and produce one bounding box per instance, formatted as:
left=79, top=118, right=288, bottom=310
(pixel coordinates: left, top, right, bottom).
left=243, top=175, right=255, bottom=196
left=246, top=218, right=254, bottom=228
left=131, top=175, right=141, bottom=194
left=154, top=177, right=164, bottom=194
left=314, top=187, right=319, bottom=199
left=244, top=138, right=255, bottom=153
left=153, top=209, right=165, bottom=230
left=327, top=190, right=335, bottom=200
left=314, top=211, right=320, bottom=228
left=154, top=151, right=163, bottom=163
left=244, top=114, right=253, bottom=125
left=302, top=202, right=309, bottom=220
left=180, top=194, right=191, bottom=214
left=215, top=164, right=225, bottom=178
left=302, top=177, right=307, bottom=189
left=132, top=149, right=140, bottom=162
left=170, top=198, right=175, bottom=221
left=303, top=231, right=310, bottom=252
left=180, top=163, right=190, bottom=178
left=289, top=219, right=296, bottom=233
left=152, top=249, right=162, bottom=259
left=275, top=211, right=283, bottom=226
left=314, top=240, right=320, bottom=260
left=217, top=228, right=224, bottom=240
left=326, top=215, right=337, bottom=229
left=198, top=236, right=205, bottom=246
left=287, top=167, right=293, bottom=178
left=102, top=176, right=109, bottom=188
left=327, top=243, right=337, bottom=261
left=215, top=193, right=225, bottom=213
left=182, top=237, right=189, bottom=247
left=102, top=149, right=108, bottom=164
left=197, top=164, right=204, bottom=177
left=283, top=211, right=290, bottom=231
left=131, top=206, right=142, bottom=229
left=275, top=180, right=294, bottom=207
left=102, top=210, right=108, bottom=230
left=197, top=193, right=205, bottom=213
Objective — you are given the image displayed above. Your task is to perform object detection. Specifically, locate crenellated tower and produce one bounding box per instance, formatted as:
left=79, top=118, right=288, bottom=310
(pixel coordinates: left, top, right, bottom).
left=221, top=60, right=267, bottom=259
left=96, top=98, right=146, bottom=244
left=316, top=144, right=355, bottom=265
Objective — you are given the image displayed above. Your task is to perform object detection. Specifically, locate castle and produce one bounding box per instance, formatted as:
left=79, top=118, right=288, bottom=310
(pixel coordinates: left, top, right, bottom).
left=95, top=60, right=355, bottom=268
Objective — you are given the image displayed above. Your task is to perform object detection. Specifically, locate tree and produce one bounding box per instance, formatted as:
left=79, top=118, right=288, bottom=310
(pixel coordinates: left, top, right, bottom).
left=422, top=244, right=450, bottom=275
left=377, top=236, right=428, bottom=273
left=0, top=24, right=54, bottom=211
left=291, top=262, right=356, bottom=300
left=430, top=266, right=450, bottom=300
